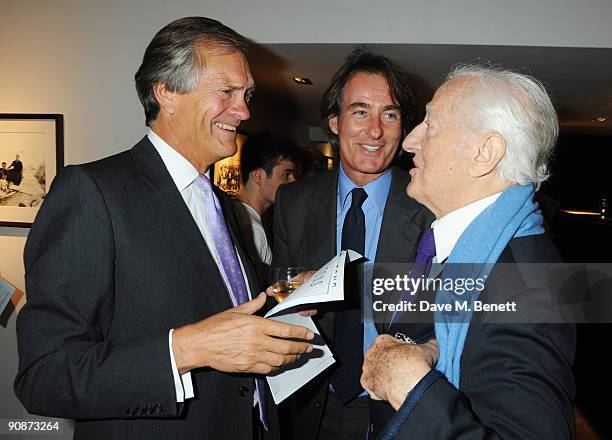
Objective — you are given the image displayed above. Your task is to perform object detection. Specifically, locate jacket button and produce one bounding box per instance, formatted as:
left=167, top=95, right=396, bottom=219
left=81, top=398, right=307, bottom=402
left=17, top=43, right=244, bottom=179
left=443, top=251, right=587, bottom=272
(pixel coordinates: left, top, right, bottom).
left=126, top=408, right=135, bottom=417
left=239, top=386, right=249, bottom=397
left=135, top=406, right=144, bottom=416
left=150, top=402, right=163, bottom=415
left=314, top=402, right=321, bottom=408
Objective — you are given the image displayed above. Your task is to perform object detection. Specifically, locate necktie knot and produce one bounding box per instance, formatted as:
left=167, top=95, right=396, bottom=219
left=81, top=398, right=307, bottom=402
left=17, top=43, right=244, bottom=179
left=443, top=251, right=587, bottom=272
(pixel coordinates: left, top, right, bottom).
left=350, top=187, right=368, bottom=208
left=195, top=174, right=213, bottom=194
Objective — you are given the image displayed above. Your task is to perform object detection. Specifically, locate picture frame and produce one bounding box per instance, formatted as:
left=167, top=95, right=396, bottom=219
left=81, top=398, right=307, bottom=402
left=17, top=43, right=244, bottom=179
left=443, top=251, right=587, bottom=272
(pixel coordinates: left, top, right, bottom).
left=0, top=114, right=64, bottom=227
left=211, top=132, right=247, bottom=197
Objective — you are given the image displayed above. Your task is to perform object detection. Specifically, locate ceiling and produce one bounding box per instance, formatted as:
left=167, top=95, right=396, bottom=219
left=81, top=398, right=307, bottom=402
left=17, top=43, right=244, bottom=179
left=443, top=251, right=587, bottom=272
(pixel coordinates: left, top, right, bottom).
left=243, top=43, right=612, bottom=140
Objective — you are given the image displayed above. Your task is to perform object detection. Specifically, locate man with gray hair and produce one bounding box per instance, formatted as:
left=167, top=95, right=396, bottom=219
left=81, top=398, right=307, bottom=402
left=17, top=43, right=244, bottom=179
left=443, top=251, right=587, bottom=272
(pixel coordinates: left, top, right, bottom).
left=361, top=65, right=575, bottom=438
left=15, top=16, right=314, bottom=440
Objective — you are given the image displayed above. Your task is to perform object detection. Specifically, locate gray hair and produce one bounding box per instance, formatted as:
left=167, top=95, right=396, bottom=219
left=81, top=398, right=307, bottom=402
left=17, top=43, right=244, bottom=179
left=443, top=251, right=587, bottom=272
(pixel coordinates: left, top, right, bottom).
left=446, top=64, right=558, bottom=187
left=135, top=17, right=249, bottom=125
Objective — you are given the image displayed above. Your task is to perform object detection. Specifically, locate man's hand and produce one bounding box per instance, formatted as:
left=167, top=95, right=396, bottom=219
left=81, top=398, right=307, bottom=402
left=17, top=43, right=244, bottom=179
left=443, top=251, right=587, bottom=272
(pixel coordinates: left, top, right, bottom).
left=361, top=334, right=439, bottom=410
left=265, top=271, right=318, bottom=317
left=173, top=293, right=315, bottom=375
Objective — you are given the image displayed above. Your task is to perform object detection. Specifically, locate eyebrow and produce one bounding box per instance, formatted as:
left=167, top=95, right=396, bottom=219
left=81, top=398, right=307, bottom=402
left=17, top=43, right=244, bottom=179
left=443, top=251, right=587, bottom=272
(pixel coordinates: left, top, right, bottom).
left=346, top=102, right=401, bottom=112
left=225, top=84, right=256, bottom=93
left=215, top=74, right=256, bottom=93
left=347, top=102, right=370, bottom=110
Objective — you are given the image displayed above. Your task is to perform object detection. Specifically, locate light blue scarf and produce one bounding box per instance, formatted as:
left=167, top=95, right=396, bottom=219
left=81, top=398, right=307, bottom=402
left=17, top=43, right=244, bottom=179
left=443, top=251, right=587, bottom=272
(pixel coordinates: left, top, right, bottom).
left=434, top=184, right=544, bottom=388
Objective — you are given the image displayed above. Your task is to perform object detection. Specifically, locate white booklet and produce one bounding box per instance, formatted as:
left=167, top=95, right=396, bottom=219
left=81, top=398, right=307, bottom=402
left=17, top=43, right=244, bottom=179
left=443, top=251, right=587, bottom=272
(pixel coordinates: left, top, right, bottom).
left=264, top=250, right=362, bottom=404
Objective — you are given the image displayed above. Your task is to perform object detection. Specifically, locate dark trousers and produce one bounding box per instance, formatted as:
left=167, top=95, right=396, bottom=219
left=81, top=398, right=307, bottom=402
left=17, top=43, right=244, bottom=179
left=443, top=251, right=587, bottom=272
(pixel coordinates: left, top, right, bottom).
left=318, top=393, right=370, bottom=440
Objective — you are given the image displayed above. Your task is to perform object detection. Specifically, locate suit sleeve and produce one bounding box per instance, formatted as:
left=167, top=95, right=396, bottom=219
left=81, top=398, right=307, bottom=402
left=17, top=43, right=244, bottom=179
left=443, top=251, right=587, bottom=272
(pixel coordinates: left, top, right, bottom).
left=14, top=166, right=180, bottom=419
left=382, top=323, right=575, bottom=440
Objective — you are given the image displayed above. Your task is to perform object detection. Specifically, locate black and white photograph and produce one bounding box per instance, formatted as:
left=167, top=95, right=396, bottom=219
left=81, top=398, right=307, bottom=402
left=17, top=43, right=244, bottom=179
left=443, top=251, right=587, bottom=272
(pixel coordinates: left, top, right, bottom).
left=0, top=114, right=63, bottom=227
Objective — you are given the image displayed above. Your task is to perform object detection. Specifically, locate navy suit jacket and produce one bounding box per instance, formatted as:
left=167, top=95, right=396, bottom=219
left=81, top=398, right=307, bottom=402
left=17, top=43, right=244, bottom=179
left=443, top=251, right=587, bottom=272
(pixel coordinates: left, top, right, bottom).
left=379, top=234, right=576, bottom=440
left=272, top=166, right=434, bottom=440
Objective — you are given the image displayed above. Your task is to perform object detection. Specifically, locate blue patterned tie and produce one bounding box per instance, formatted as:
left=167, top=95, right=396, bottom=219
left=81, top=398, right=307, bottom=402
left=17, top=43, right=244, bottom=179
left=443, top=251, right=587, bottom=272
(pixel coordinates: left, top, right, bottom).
left=195, top=174, right=268, bottom=430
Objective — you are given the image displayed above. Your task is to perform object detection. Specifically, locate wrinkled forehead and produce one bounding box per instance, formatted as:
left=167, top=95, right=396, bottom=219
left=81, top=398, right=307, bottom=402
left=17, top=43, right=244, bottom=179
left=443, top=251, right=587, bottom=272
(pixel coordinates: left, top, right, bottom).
left=195, top=43, right=253, bottom=76
left=427, top=77, right=474, bottom=119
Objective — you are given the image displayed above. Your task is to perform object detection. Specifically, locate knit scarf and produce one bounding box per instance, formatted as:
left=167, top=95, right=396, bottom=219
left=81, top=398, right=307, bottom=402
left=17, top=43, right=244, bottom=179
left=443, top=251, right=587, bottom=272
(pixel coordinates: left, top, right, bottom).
left=434, top=184, right=544, bottom=388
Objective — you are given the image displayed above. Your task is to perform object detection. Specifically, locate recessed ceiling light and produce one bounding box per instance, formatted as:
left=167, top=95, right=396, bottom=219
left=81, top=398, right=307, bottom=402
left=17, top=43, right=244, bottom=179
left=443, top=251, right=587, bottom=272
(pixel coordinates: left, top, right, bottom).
left=593, top=116, right=607, bottom=122
left=293, top=76, right=313, bottom=85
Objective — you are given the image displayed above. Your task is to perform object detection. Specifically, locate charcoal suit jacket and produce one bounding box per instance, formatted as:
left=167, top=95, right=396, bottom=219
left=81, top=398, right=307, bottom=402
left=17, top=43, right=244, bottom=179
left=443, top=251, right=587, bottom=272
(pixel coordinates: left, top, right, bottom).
left=15, top=137, right=279, bottom=440
left=379, top=234, right=576, bottom=440
left=272, top=166, right=434, bottom=440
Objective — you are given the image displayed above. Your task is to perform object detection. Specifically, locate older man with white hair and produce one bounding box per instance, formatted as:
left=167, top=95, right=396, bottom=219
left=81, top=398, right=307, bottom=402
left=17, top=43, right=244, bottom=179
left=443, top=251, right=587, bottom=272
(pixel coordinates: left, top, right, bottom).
left=361, top=65, right=575, bottom=439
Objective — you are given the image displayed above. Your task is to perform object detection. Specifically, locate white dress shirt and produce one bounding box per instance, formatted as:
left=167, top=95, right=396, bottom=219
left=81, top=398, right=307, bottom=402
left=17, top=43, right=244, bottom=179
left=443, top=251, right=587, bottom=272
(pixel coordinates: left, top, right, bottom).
left=236, top=201, right=273, bottom=265
left=147, top=129, right=253, bottom=403
left=431, top=193, right=502, bottom=263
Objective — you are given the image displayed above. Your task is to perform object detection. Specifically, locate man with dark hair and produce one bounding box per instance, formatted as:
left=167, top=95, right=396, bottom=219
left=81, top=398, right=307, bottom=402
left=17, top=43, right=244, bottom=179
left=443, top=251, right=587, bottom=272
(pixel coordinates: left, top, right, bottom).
left=236, top=132, right=300, bottom=284
left=272, top=49, right=433, bottom=440
left=15, top=16, right=314, bottom=440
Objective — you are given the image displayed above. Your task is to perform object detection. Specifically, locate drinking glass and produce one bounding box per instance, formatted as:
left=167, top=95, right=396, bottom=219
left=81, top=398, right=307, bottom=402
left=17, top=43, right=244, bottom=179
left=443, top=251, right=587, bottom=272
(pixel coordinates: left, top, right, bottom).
left=270, top=266, right=307, bottom=303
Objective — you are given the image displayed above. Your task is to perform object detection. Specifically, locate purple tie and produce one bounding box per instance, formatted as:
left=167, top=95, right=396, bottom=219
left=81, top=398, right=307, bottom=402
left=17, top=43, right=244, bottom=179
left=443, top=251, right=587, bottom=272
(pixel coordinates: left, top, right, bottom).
left=393, top=228, right=436, bottom=325
left=194, top=174, right=268, bottom=430
left=411, top=228, right=436, bottom=289
left=415, top=228, right=436, bottom=265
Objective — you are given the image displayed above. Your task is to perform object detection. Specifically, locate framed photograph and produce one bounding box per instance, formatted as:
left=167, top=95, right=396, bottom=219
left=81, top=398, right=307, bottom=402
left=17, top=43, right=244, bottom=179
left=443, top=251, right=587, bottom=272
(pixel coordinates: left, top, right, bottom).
left=0, top=114, right=64, bottom=227
left=212, top=132, right=247, bottom=197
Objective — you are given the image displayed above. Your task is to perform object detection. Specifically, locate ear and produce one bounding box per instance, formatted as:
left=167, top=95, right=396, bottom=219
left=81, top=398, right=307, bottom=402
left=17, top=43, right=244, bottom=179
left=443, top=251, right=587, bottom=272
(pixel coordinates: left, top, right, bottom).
left=468, top=133, right=506, bottom=178
left=251, top=168, right=265, bottom=185
left=328, top=115, right=339, bottom=135
left=153, top=83, right=177, bottom=116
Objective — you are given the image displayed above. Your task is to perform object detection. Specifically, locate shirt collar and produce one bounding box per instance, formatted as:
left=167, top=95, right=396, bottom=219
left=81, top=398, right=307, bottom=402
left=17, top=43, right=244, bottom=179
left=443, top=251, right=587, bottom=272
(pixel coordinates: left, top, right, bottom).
left=240, top=201, right=262, bottom=221
left=338, top=163, right=392, bottom=214
left=147, top=128, right=201, bottom=191
left=432, top=192, right=502, bottom=263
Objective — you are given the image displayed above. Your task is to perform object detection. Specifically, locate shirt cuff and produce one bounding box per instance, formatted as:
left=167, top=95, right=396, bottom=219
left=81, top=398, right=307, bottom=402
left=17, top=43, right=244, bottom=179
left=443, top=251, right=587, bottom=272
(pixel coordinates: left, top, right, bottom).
left=169, top=329, right=195, bottom=402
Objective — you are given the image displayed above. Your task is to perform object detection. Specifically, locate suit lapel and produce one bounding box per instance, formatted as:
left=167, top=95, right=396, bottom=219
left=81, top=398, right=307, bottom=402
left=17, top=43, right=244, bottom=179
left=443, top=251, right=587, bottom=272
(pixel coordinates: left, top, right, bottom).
left=375, top=168, right=423, bottom=263
left=130, top=137, right=233, bottom=313
left=303, top=170, right=338, bottom=339
left=375, top=168, right=428, bottom=330
left=305, top=169, right=338, bottom=268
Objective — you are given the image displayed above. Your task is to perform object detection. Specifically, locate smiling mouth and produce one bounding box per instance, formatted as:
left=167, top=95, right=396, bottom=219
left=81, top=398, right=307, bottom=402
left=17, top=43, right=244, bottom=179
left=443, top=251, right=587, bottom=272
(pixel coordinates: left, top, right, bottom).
left=361, top=144, right=383, bottom=152
left=214, top=122, right=237, bottom=132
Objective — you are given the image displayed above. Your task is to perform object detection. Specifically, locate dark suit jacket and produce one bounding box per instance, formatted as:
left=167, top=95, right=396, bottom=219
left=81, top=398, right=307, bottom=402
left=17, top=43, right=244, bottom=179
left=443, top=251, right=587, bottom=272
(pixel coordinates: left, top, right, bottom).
left=14, top=137, right=279, bottom=440
left=380, top=234, right=576, bottom=440
left=272, top=166, right=433, bottom=440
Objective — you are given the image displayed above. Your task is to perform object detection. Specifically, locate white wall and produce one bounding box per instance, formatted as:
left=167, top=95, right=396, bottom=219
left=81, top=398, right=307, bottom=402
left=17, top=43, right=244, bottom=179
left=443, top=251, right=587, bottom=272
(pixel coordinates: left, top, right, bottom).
left=1, top=0, right=611, bottom=436
left=1, top=0, right=611, bottom=165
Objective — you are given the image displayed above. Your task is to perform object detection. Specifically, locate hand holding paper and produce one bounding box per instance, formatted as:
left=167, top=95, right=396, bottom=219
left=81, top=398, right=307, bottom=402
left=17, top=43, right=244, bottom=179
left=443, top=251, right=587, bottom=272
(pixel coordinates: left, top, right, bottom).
left=264, top=250, right=362, bottom=404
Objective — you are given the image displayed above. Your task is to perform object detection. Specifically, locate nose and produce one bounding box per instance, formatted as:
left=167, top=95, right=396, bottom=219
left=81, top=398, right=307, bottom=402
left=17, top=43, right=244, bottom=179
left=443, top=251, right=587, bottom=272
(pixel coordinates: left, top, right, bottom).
left=402, top=121, right=425, bottom=153
left=367, top=116, right=383, bottom=139
left=232, top=96, right=250, bottom=122
left=287, top=175, right=296, bottom=183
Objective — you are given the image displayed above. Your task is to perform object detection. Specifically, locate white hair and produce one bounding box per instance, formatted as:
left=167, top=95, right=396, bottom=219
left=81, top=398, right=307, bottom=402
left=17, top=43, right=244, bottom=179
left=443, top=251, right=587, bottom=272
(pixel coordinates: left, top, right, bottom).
left=446, top=64, right=558, bottom=188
